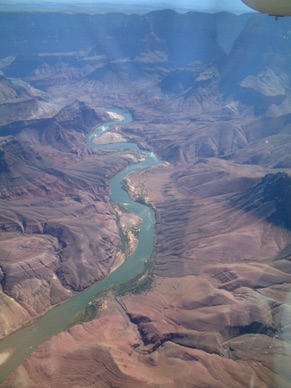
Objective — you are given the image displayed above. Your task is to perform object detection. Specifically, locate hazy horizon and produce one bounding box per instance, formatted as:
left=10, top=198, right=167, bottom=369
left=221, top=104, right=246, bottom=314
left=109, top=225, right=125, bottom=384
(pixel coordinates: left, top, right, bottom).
left=0, top=0, right=252, bottom=14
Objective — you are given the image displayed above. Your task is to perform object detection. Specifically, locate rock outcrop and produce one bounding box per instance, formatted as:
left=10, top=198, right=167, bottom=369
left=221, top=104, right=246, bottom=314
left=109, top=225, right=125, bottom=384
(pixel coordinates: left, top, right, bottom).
left=0, top=105, right=131, bottom=337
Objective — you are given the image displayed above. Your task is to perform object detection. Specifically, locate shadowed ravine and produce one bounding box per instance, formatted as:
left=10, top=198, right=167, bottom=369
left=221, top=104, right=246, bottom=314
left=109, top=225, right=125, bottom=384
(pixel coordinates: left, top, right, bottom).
left=0, top=110, right=161, bottom=383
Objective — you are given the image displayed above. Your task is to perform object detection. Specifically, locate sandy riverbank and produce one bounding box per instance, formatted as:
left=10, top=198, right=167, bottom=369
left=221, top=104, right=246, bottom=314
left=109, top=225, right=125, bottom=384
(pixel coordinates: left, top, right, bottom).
left=106, top=111, right=125, bottom=122
left=0, top=351, right=12, bottom=366
left=93, top=132, right=125, bottom=145
left=109, top=204, right=141, bottom=274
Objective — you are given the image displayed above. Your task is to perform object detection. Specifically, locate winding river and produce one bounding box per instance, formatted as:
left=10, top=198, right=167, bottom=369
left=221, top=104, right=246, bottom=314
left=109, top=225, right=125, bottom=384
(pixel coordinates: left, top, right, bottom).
left=0, top=109, right=160, bottom=383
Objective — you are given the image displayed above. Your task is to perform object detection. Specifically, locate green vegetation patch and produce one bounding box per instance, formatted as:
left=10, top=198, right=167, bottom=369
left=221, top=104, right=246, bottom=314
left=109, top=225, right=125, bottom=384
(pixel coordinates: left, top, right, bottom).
left=67, top=299, right=102, bottom=329
left=135, top=195, right=147, bottom=205
left=114, top=260, right=154, bottom=296
left=121, top=179, right=129, bottom=192
left=132, top=225, right=140, bottom=238
left=112, top=203, right=128, bottom=254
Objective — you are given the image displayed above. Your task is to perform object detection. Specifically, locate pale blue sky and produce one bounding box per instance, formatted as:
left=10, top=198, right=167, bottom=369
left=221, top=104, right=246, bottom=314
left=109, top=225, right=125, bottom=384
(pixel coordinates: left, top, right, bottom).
left=1, top=0, right=252, bottom=14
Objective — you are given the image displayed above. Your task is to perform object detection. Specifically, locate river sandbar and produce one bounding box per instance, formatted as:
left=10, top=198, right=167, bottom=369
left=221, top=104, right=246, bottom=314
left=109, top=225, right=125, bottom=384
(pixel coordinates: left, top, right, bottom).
left=93, top=132, right=125, bottom=145
left=0, top=351, right=12, bottom=366
left=106, top=111, right=125, bottom=122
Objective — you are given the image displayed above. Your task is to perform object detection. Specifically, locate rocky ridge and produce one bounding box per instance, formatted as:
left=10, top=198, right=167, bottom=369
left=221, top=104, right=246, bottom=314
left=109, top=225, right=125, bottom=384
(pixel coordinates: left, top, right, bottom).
left=0, top=98, right=133, bottom=338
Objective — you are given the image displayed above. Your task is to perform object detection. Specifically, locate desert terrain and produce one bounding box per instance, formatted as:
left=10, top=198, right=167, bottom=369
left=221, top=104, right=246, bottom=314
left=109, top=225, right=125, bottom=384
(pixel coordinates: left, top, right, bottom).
left=1, top=9, right=291, bottom=387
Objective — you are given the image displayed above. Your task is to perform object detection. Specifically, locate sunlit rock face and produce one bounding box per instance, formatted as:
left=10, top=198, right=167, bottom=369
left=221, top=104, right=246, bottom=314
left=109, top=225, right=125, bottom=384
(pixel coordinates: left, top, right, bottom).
left=1, top=9, right=291, bottom=388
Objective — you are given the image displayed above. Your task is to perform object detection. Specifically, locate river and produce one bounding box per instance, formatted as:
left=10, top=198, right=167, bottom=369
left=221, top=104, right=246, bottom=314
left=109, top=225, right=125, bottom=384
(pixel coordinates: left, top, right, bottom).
left=0, top=109, right=160, bottom=383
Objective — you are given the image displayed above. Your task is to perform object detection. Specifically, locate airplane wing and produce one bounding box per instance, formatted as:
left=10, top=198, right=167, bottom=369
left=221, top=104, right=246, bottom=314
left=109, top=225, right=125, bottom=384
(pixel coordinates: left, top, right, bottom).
left=242, top=0, right=291, bottom=17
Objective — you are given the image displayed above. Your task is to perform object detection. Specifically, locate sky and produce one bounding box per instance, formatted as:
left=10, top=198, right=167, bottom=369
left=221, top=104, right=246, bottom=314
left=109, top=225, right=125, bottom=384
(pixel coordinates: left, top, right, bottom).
left=0, top=0, right=253, bottom=14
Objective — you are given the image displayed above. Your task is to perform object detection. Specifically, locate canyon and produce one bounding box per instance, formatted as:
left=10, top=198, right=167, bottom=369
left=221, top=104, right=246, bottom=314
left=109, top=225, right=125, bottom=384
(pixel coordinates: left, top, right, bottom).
left=1, top=9, right=291, bottom=387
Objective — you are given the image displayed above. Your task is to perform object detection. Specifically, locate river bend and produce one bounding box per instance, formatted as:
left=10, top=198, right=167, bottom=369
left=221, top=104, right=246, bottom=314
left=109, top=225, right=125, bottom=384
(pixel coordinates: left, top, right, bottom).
left=0, top=109, right=160, bottom=383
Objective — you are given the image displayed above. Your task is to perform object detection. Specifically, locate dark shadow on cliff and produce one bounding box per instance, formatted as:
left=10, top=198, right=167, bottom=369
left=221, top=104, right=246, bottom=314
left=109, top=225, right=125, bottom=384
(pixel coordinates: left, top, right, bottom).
left=231, top=172, right=291, bottom=231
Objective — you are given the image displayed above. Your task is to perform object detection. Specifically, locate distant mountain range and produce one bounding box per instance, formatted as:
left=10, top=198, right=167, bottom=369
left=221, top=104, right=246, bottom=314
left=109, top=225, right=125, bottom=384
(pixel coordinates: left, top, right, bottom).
left=0, top=0, right=252, bottom=14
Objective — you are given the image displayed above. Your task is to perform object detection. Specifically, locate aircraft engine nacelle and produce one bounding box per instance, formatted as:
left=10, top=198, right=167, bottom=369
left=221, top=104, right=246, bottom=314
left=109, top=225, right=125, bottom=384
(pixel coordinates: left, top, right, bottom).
left=242, top=0, right=291, bottom=16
